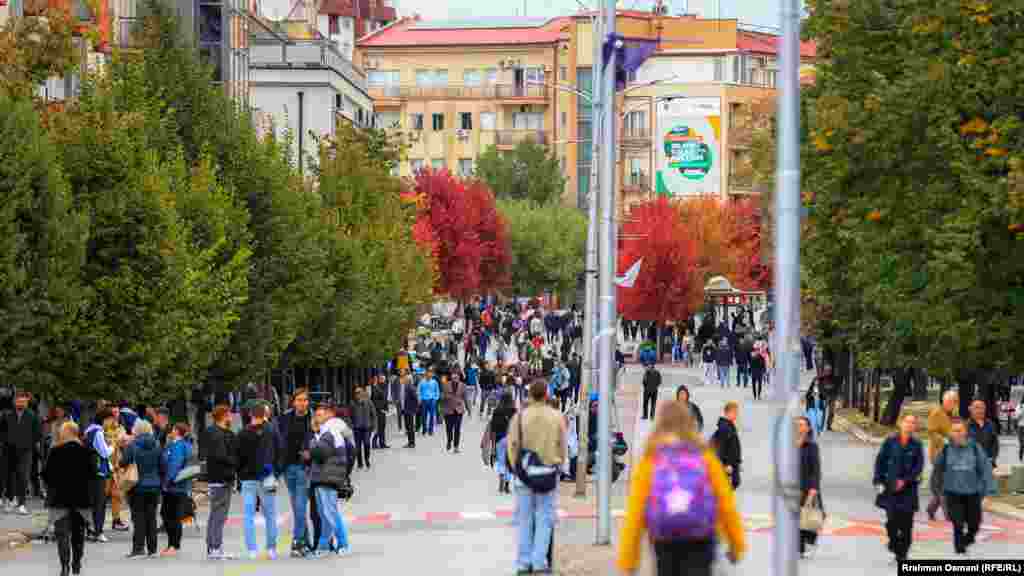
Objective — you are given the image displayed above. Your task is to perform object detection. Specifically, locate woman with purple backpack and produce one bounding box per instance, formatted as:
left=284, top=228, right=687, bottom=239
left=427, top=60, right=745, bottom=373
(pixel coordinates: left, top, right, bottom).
left=617, top=401, right=745, bottom=576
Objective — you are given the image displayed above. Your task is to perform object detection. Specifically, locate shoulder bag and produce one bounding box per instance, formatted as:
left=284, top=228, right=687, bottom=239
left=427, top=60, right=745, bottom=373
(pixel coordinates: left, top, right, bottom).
left=514, top=408, right=558, bottom=493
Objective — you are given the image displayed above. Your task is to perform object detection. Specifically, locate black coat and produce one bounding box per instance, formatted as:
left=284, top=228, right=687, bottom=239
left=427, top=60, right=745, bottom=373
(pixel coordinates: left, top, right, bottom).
left=968, top=419, right=999, bottom=466
left=799, top=440, right=823, bottom=510
left=402, top=383, right=420, bottom=415
left=45, top=442, right=96, bottom=509
left=711, top=417, right=742, bottom=488
left=237, top=425, right=276, bottom=481
left=204, top=424, right=237, bottom=485
left=1, top=408, right=41, bottom=452
left=642, top=369, right=663, bottom=393
left=873, top=435, right=925, bottom=513
left=309, top=425, right=349, bottom=490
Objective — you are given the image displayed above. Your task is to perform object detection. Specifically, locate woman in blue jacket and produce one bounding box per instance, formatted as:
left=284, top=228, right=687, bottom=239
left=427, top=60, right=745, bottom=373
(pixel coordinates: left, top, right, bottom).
left=160, top=422, right=194, bottom=557
left=121, top=419, right=163, bottom=558
left=873, top=413, right=925, bottom=563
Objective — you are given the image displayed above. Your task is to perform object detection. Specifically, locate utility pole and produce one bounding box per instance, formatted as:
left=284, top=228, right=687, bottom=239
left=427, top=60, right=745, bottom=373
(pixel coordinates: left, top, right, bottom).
left=595, top=0, right=617, bottom=545
left=575, top=11, right=602, bottom=499
left=772, top=0, right=802, bottom=573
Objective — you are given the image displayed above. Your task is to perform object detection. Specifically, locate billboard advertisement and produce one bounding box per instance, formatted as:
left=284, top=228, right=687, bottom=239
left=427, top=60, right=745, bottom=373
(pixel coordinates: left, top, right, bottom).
left=655, top=97, right=722, bottom=197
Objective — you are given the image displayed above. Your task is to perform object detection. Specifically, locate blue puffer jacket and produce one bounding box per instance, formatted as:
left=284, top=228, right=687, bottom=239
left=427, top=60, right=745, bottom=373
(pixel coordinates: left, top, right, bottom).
left=162, top=438, right=194, bottom=495
left=123, top=433, right=163, bottom=493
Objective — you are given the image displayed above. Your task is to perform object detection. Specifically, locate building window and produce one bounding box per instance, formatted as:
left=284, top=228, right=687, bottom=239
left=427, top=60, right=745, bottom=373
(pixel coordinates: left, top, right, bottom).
left=512, top=112, right=543, bottom=130
left=460, top=112, right=473, bottom=130
left=561, top=111, right=567, bottom=128
left=560, top=66, right=568, bottom=81
left=714, top=56, right=724, bottom=82
left=335, top=94, right=343, bottom=112
left=458, top=158, right=474, bottom=177
left=432, top=158, right=445, bottom=170
left=410, top=159, right=424, bottom=173
left=415, top=69, right=431, bottom=86
left=463, top=69, right=482, bottom=87
left=432, top=113, right=445, bottom=131
left=484, top=68, right=498, bottom=85
left=624, top=110, right=647, bottom=137
left=410, top=113, right=424, bottom=130
left=376, top=110, right=401, bottom=129
left=480, top=112, right=496, bottom=130
left=329, top=15, right=339, bottom=34
left=343, top=17, right=351, bottom=29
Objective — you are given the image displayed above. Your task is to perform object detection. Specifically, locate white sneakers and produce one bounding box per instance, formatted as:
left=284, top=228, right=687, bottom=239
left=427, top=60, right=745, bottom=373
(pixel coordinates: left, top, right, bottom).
left=16, top=505, right=29, bottom=516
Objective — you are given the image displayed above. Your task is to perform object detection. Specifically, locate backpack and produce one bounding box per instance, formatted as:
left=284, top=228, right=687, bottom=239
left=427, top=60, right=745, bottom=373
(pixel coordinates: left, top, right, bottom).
left=84, top=427, right=108, bottom=477
left=645, top=443, right=717, bottom=541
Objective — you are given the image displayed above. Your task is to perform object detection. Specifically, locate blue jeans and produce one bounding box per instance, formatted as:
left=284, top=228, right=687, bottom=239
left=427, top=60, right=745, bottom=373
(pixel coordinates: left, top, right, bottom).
left=515, top=484, right=556, bottom=572
left=422, top=399, right=437, bottom=434
left=241, top=480, right=278, bottom=553
left=284, top=465, right=309, bottom=543
left=314, top=486, right=349, bottom=552
left=737, top=365, right=750, bottom=387
left=717, top=364, right=731, bottom=387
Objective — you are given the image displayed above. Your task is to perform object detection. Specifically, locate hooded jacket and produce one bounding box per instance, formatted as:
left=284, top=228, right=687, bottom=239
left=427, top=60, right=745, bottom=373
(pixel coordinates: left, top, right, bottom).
left=162, top=437, right=194, bottom=494
left=237, top=423, right=276, bottom=482
left=934, top=439, right=997, bottom=497
left=204, top=424, right=237, bottom=485
left=122, top=433, right=163, bottom=492
left=711, top=416, right=742, bottom=487
left=310, top=417, right=351, bottom=489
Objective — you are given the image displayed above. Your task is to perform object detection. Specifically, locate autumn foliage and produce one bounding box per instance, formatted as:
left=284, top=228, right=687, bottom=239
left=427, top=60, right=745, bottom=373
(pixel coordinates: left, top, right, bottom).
left=410, top=169, right=511, bottom=299
left=618, top=196, right=770, bottom=323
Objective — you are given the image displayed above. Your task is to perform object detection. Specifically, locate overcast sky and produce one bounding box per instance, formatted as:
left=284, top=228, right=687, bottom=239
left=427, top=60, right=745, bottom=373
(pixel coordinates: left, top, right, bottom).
left=393, top=0, right=782, bottom=30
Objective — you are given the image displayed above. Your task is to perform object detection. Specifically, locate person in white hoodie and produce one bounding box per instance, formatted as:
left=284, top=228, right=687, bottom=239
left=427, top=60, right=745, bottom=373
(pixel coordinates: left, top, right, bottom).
left=308, top=402, right=353, bottom=558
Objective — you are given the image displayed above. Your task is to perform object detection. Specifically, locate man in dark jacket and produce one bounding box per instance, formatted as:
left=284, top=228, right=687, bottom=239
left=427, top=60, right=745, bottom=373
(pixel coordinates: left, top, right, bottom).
left=711, top=402, right=742, bottom=488
left=873, top=414, right=925, bottom=562
left=402, top=375, right=419, bottom=449
left=237, top=404, right=279, bottom=558
left=204, top=405, right=237, bottom=560
left=968, top=400, right=999, bottom=468
left=641, top=365, right=662, bottom=420
left=371, top=375, right=390, bottom=449
left=3, top=391, right=41, bottom=513
left=275, top=389, right=312, bottom=556
left=309, top=402, right=351, bottom=557
left=715, top=339, right=734, bottom=388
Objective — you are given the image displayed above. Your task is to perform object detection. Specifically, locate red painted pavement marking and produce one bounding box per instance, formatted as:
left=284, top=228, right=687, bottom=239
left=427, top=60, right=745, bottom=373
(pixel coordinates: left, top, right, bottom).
left=350, top=513, right=392, bottom=525
left=495, top=509, right=515, bottom=518
left=425, top=512, right=462, bottom=522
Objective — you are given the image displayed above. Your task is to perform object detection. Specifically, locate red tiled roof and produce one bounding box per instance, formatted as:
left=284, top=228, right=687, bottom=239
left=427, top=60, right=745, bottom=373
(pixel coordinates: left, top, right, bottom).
left=359, top=16, right=568, bottom=47
left=737, top=31, right=816, bottom=59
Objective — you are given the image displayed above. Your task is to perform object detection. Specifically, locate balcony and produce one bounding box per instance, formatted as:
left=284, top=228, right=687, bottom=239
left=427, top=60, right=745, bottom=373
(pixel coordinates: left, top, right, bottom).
left=114, top=16, right=143, bottom=49
left=621, top=125, right=651, bottom=148
left=367, top=83, right=548, bottom=102
left=495, top=130, right=548, bottom=149
left=623, top=172, right=650, bottom=193
left=250, top=37, right=367, bottom=92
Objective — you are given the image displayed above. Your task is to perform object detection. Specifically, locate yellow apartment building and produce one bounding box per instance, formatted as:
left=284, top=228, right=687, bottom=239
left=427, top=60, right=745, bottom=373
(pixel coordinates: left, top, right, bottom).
left=357, top=11, right=815, bottom=209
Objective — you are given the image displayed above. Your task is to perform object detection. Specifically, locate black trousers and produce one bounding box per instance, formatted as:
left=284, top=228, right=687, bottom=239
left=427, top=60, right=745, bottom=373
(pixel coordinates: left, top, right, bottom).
left=375, top=411, right=388, bottom=447
left=752, top=373, right=765, bottom=399
left=404, top=413, right=416, bottom=446
left=55, top=511, right=86, bottom=570
left=653, top=538, right=714, bottom=576
left=308, top=486, right=321, bottom=548
left=160, top=492, right=185, bottom=549
left=129, top=490, right=159, bottom=555
left=445, top=414, right=464, bottom=450
left=90, top=476, right=108, bottom=535
left=642, top=390, right=658, bottom=419
left=945, top=493, right=982, bottom=554
left=6, top=449, right=31, bottom=506
left=354, top=428, right=371, bottom=467
left=799, top=529, right=818, bottom=553
left=885, top=509, right=914, bottom=560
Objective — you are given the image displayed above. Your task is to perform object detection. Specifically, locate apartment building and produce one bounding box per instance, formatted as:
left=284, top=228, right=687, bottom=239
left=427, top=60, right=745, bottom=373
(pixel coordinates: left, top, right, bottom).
left=356, top=16, right=572, bottom=183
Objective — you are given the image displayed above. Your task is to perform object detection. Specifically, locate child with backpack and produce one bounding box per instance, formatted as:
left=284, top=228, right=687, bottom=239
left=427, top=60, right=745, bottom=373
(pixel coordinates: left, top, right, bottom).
left=617, top=401, right=745, bottom=576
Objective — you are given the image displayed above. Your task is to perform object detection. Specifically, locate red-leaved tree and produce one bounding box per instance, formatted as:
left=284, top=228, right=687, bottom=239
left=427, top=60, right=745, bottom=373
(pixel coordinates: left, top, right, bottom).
left=411, top=169, right=510, bottom=299
left=617, top=197, right=700, bottom=322
left=729, top=198, right=772, bottom=291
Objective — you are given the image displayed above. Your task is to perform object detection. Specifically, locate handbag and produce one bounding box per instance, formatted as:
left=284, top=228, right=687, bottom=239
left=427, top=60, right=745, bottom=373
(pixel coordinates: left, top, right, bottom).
left=262, top=474, right=278, bottom=493
left=120, top=463, right=139, bottom=494
left=800, top=498, right=824, bottom=532
left=514, top=408, right=558, bottom=493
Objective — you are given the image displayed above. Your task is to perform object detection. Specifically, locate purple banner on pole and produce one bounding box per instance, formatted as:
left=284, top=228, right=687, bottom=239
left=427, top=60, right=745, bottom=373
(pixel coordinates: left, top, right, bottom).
left=602, top=33, right=660, bottom=91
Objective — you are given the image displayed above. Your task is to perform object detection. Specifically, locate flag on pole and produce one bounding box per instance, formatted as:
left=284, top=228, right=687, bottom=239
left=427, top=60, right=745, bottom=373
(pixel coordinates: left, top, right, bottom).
left=614, top=259, right=643, bottom=288
left=602, top=34, right=660, bottom=91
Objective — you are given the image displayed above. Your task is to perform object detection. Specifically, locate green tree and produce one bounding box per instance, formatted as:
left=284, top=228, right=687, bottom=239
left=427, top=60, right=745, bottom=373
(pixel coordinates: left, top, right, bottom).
left=0, top=10, right=79, bottom=99
left=802, top=0, right=1024, bottom=418
left=497, top=199, right=586, bottom=298
left=475, top=140, right=567, bottom=204
left=296, top=123, right=434, bottom=367
left=0, top=95, right=87, bottom=397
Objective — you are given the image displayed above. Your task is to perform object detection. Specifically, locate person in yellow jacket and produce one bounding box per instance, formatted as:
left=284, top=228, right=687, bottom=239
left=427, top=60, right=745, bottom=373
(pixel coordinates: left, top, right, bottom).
left=618, top=401, right=746, bottom=576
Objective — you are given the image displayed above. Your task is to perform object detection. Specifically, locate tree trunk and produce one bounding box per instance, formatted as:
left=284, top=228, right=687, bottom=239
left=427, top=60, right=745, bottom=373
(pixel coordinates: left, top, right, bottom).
left=957, top=372, right=975, bottom=420
left=882, top=368, right=911, bottom=426
left=912, top=367, right=929, bottom=401
left=872, top=370, right=882, bottom=423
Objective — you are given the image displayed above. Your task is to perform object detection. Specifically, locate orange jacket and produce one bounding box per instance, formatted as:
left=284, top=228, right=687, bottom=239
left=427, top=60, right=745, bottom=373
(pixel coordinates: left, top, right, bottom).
left=617, top=445, right=746, bottom=572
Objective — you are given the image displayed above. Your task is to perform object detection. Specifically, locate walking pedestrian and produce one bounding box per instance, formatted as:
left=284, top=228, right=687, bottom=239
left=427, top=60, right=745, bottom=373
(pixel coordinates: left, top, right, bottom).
left=442, top=373, right=467, bottom=453
left=797, top=416, right=823, bottom=559
left=159, top=422, right=193, bottom=557
left=674, top=385, right=704, bottom=433
left=372, top=375, right=390, bottom=449
left=701, top=341, right=716, bottom=385
left=45, top=421, right=94, bottom=576
left=309, top=402, right=352, bottom=558
left=465, top=363, right=480, bottom=418
left=102, top=411, right=130, bottom=533
left=487, top=393, right=516, bottom=494
left=926, top=390, right=958, bottom=520
left=934, top=418, right=997, bottom=556
left=873, top=413, right=925, bottom=563
left=402, top=374, right=419, bottom=448
left=617, top=401, right=745, bottom=576
left=710, top=402, right=742, bottom=489
left=350, top=387, right=375, bottom=469
left=275, top=388, right=313, bottom=557
left=2, top=391, right=41, bottom=515
left=83, top=410, right=115, bottom=543
left=419, top=369, right=440, bottom=436
left=641, top=365, right=663, bottom=421
left=507, top=380, right=566, bottom=575
left=750, top=344, right=767, bottom=400
left=204, top=404, right=237, bottom=560
left=237, top=404, right=279, bottom=560
left=121, top=419, right=163, bottom=559
left=715, top=339, right=734, bottom=388
left=967, top=400, right=999, bottom=468
left=805, top=380, right=826, bottom=437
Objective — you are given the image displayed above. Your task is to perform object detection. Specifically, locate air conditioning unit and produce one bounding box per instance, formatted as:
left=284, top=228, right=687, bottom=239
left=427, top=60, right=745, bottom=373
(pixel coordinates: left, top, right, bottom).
left=455, top=129, right=469, bottom=140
